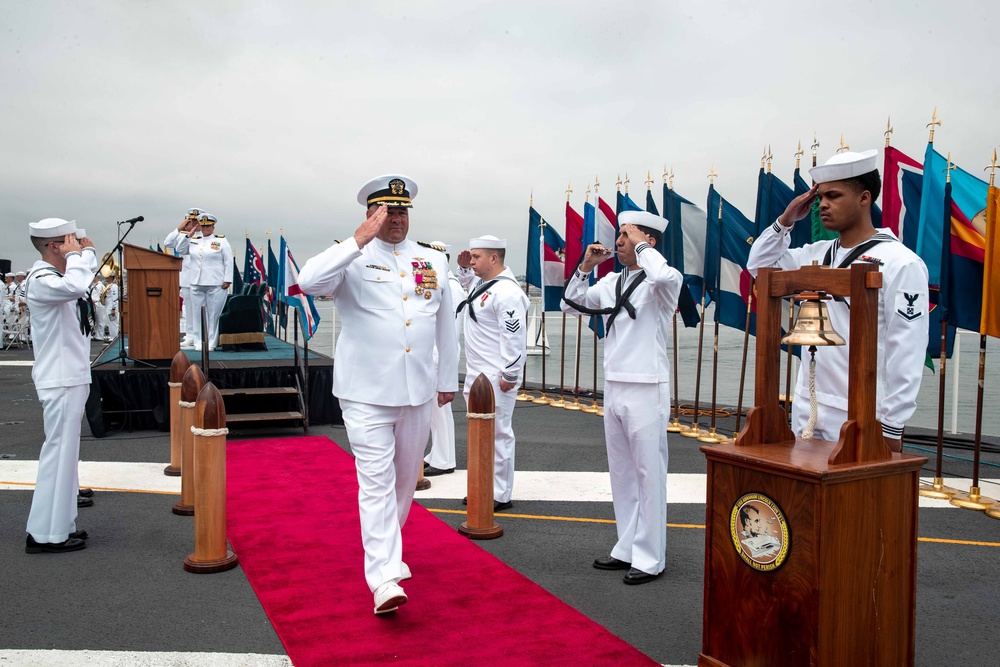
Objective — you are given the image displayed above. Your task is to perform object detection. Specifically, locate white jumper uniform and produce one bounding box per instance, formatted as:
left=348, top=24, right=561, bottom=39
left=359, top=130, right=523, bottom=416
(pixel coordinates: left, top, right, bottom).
left=563, top=242, right=682, bottom=576
left=175, top=232, right=233, bottom=350
left=458, top=266, right=529, bottom=504
left=747, top=222, right=928, bottom=441
left=298, top=236, right=458, bottom=592
left=24, top=248, right=98, bottom=543
left=425, top=270, right=466, bottom=471
left=89, top=280, right=106, bottom=339
left=164, top=228, right=196, bottom=343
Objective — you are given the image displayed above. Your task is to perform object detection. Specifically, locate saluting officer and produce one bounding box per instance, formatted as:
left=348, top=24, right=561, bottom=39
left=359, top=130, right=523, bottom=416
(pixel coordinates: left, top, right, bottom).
left=297, top=175, right=458, bottom=616
left=175, top=213, right=233, bottom=351
left=164, top=208, right=205, bottom=348
left=455, top=236, right=529, bottom=511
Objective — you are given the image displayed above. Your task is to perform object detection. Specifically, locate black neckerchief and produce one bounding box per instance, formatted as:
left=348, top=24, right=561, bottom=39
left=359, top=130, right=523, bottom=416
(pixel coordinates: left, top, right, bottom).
left=25, top=266, right=92, bottom=338
left=821, top=234, right=895, bottom=306
left=562, top=267, right=646, bottom=331
left=456, top=275, right=519, bottom=322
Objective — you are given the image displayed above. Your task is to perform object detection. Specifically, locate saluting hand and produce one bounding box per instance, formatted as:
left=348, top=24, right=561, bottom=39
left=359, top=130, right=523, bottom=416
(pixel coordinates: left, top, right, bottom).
left=580, top=243, right=613, bottom=272
left=60, top=234, right=82, bottom=256
left=457, top=250, right=472, bottom=269
left=353, top=204, right=389, bottom=248
left=79, top=237, right=95, bottom=249
left=778, top=184, right=818, bottom=227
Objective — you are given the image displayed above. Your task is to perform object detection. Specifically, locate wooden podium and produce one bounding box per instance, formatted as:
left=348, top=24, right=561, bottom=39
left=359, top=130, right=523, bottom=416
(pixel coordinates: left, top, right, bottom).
left=122, top=243, right=181, bottom=361
left=699, top=263, right=926, bottom=667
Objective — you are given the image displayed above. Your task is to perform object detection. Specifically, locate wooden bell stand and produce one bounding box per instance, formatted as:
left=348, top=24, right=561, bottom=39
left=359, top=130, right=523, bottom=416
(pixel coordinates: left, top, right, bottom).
left=699, top=263, right=926, bottom=667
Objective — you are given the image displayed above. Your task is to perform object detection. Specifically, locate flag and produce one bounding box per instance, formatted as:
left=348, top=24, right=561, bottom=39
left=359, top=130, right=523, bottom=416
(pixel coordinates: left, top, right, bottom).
left=645, top=188, right=659, bottom=216
left=265, top=238, right=280, bottom=334
left=594, top=196, right=618, bottom=279
left=243, top=238, right=267, bottom=287
left=526, top=206, right=565, bottom=311
left=664, top=185, right=709, bottom=306
left=882, top=146, right=924, bottom=250
left=793, top=168, right=837, bottom=243
left=939, top=177, right=987, bottom=332
left=706, top=185, right=757, bottom=333
left=231, top=257, right=244, bottom=294
left=655, top=184, right=699, bottom=328
left=983, top=186, right=1000, bottom=338
left=916, top=146, right=989, bottom=288
left=564, top=201, right=584, bottom=279
left=758, top=168, right=809, bottom=247
left=156, top=243, right=163, bottom=253
left=280, top=238, right=321, bottom=340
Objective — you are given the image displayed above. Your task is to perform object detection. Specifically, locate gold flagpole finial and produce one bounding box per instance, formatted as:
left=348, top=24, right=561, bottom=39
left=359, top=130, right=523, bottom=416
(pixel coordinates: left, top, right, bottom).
left=811, top=133, right=820, bottom=167
left=266, top=228, right=271, bottom=240
left=594, top=175, right=600, bottom=195
left=245, top=229, right=250, bottom=238
left=645, top=170, right=654, bottom=190
left=985, top=148, right=999, bottom=187
left=529, top=189, right=533, bottom=207
left=766, top=145, right=774, bottom=173
left=279, top=226, right=284, bottom=237
left=566, top=181, right=573, bottom=203
left=616, top=174, right=622, bottom=192
left=794, top=140, right=804, bottom=170
left=943, top=152, right=956, bottom=184
left=663, top=164, right=669, bottom=184
left=624, top=172, right=630, bottom=194
left=761, top=146, right=767, bottom=169
left=927, top=107, right=942, bottom=143
left=585, top=183, right=592, bottom=203
left=668, top=167, right=675, bottom=191
left=885, top=115, right=894, bottom=147
left=708, top=164, right=718, bottom=185
left=837, top=134, right=850, bottom=154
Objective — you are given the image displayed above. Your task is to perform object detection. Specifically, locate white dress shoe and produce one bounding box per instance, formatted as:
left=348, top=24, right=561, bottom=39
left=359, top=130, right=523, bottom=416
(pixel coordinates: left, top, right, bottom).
left=399, top=562, right=411, bottom=581
left=373, top=581, right=407, bottom=615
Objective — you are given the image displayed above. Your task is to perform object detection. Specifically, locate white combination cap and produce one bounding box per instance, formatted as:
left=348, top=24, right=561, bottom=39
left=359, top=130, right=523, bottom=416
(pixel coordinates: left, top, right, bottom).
left=29, top=217, right=78, bottom=238
left=618, top=210, right=668, bottom=234
left=357, top=174, right=418, bottom=208
left=199, top=213, right=218, bottom=225
left=469, top=235, right=506, bottom=249
left=809, top=149, right=879, bottom=184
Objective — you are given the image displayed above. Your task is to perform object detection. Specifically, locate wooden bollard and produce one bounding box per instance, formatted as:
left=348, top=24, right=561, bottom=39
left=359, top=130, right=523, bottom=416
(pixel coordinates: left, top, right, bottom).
left=184, top=382, right=238, bottom=573
left=459, top=373, right=503, bottom=539
left=164, top=350, right=191, bottom=477
left=172, top=364, right=205, bottom=516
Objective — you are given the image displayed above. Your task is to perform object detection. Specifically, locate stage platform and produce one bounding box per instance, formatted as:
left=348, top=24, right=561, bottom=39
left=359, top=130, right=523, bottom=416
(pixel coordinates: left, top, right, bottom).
left=87, top=335, right=339, bottom=437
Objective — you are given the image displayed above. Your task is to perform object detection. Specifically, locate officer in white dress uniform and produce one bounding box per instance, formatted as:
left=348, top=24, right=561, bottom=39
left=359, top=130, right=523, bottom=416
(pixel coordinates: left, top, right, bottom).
left=23, top=217, right=98, bottom=554
left=747, top=150, right=928, bottom=449
left=103, top=274, right=120, bottom=341
left=174, top=213, right=233, bottom=351
left=297, top=175, right=458, bottom=616
left=423, top=242, right=466, bottom=476
left=454, top=236, right=529, bottom=510
left=164, top=208, right=205, bottom=348
left=563, top=210, right=683, bottom=585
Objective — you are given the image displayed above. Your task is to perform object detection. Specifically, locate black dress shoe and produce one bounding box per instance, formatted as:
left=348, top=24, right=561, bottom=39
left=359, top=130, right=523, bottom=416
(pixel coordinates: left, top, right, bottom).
left=77, top=496, right=94, bottom=508
left=25, top=535, right=87, bottom=554
left=593, top=556, right=631, bottom=571
left=70, top=530, right=89, bottom=540
left=78, top=488, right=94, bottom=498
left=494, top=500, right=513, bottom=512
left=462, top=496, right=468, bottom=506
left=623, top=567, right=661, bottom=585
left=423, top=465, right=455, bottom=477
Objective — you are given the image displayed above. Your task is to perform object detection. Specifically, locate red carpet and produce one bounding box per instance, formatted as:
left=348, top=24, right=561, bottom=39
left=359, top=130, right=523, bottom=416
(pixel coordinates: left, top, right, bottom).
left=226, top=436, right=658, bottom=667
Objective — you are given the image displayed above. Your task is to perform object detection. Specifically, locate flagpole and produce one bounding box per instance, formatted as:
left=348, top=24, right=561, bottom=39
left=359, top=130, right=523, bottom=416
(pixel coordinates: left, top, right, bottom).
left=665, top=167, right=687, bottom=434
left=949, top=154, right=998, bottom=511
left=565, top=315, right=583, bottom=411
left=698, top=193, right=725, bottom=444
left=987, top=152, right=1000, bottom=520
left=518, top=192, right=536, bottom=402
left=534, top=188, right=566, bottom=406
left=733, top=284, right=753, bottom=439
left=580, top=181, right=601, bottom=415
left=550, top=312, right=568, bottom=408
left=811, top=133, right=819, bottom=168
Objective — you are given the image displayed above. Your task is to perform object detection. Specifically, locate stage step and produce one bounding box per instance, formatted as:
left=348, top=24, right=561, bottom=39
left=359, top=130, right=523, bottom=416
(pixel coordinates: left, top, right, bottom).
left=219, top=387, right=299, bottom=397
left=226, top=410, right=305, bottom=423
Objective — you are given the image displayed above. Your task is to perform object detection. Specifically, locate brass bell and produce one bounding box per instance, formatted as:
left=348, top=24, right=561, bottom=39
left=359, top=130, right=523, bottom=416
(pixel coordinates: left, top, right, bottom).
left=781, top=292, right=845, bottom=348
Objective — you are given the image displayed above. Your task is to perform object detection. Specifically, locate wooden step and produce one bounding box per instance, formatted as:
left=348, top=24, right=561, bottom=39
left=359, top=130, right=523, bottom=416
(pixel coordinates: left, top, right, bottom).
left=225, top=411, right=304, bottom=423
left=219, top=387, right=299, bottom=397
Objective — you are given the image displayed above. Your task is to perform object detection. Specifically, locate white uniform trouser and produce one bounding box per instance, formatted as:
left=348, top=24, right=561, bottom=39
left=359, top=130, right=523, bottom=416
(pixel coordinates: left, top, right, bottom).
left=93, top=303, right=107, bottom=339
left=27, top=384, right=88, bottom=543
left=180, top=286, right=193, bottom=342
left=425, top=349, right=457, bottom=470
left=340, top=398, right=434, bottom=592
left=791, top=396, right=848, bottom=443
left=463, top=371, right=518, bottom=503
left=190, top=285, right=227, bottom=348
left=604, top=380, right=670, bottom=576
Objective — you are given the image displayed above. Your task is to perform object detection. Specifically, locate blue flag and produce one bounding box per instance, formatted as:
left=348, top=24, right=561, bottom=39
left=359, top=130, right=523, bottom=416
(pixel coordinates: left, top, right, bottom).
left=525, top=206, right=565, bottom=311
left=707, top=185, right=757, bottom=333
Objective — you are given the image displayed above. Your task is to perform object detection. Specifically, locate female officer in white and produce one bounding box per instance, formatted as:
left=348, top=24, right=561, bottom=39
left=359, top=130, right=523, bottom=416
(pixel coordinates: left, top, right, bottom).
left=24, top=218, right=98, bottom=553
left=164, top=208, right=204, bottom=348
left=297, top=175, right=458, bottom=615
left=174, top=213, right=233, bottom=351
left=563, top=211, right=682, bottom=585
left=747, top=150, right=928, bottom=450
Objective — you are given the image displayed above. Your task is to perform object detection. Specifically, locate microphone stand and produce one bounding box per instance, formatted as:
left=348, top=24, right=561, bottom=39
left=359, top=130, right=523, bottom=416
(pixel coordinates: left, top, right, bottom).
left=99, top=217, right=155, bottom=370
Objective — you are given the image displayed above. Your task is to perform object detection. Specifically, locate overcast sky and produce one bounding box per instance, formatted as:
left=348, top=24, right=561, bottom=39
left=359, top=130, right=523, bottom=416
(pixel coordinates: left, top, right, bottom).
left=2, top=1, right=997, bottom=274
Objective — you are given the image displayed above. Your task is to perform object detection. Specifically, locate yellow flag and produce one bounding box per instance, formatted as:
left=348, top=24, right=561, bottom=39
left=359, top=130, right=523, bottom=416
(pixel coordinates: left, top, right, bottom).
left=982, top=186, right=1000, bottom=338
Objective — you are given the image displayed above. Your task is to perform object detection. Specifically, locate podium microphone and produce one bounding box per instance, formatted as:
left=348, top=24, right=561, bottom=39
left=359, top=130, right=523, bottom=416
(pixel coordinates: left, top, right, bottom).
left=120, top=215, right=144, bottom=225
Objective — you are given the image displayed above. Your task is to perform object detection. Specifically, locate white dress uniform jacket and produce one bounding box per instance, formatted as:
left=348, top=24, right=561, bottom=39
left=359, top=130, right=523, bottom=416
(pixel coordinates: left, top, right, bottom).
left=563, top=241, right=683, bottom=576
left=175, top=232, right=233, bottom=349
left=747, top=222, right=928, bottom=440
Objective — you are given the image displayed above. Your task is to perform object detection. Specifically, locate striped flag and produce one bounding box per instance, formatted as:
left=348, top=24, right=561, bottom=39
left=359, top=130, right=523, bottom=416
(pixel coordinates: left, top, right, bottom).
left=280, top=238, right=321, bottom=340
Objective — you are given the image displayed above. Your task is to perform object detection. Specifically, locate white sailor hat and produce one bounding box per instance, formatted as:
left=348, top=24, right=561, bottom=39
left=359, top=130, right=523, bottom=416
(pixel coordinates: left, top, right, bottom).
left=16, top=270, right=26, bottom=277
left=809, top=149, right=879, bottom=184
left=28, top=217, right=78, bottom=238
left=617, top=210, right=668, bottom=234
left=199, top=213, right=218, bottom=226
left=357, top=174, right=417, bottom=208
left=469, top=235, right=506, bottom=250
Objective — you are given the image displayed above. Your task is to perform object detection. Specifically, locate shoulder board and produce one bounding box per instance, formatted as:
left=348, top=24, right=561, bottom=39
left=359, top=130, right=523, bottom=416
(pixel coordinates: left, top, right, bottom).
left=215, top=234, right=225, bottom=238
left=417, top=241, right=446, bottom=252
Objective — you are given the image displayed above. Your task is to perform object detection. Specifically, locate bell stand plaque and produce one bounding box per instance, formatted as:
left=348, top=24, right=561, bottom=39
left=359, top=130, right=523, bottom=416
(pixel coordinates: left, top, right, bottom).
left=698, top=262, right=926, bottom=667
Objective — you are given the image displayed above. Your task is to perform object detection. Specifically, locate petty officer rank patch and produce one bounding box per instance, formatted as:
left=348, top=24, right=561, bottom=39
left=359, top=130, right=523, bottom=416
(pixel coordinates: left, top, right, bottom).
left=411, top=259, right=438, bottom=299
left=504, top=309, right=520, bottom=333
left=895, top=289, right=925, bottom=322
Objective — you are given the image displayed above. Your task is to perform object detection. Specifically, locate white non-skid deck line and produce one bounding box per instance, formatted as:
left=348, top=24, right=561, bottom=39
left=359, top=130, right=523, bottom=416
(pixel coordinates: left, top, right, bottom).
left=1, top=461, right=996, bottom=509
